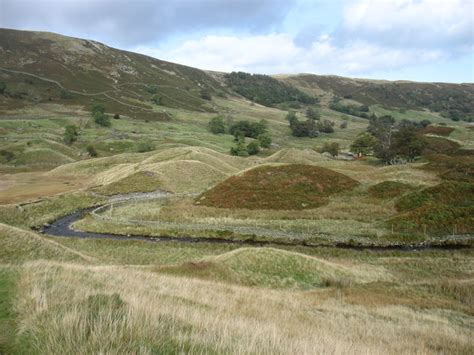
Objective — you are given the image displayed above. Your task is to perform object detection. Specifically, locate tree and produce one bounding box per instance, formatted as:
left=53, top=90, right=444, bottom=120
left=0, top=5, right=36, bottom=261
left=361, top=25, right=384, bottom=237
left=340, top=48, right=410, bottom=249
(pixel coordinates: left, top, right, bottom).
left=321, top=142, right=339, bottom=157
left=306, top=107, right=321, bottom=120
left=208, top=116, right=226, bottom=134
left=146, top=85, right=158, bottom=94
left=392, top=127, right=426, bottom=162
left=230, top=136, right=249, bottom=157
left=86, top=145, right=98, bottom=157
left=246, top=141, right=260, bottom=155
left=257, top=133, right=272, bottom=148
left=368, top=115, right=396, bottom=164
left=289, top=117, right=319, bottom=138
left=63, top=125, right=78, bottom=145
left=286, top=111, right=298, bottom=126
left=350, top=133, right=377, bottom=156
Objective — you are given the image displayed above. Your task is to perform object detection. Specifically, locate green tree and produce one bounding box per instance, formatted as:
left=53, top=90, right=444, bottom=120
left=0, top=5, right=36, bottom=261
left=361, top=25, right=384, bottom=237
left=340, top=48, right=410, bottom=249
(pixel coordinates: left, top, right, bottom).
left=368, top=115, right=396, bottom=164
left=350, top=133, right=377, bottom=156
left=91, top=103, right=105, bottom=116
left=208, top=116, right=226, bottom=134
left=246, top=141, right=260, bottom=155
left=257, top=133, right=272, bottom=148
left=393, top=127, right=426, bottom=162
left=63, top=125, right=78, bottom=145
left=316, top=119, right=335, bottom=133
left=151, top=95, right=161, bottom=105
left=146, top=85, right=158, bottom=94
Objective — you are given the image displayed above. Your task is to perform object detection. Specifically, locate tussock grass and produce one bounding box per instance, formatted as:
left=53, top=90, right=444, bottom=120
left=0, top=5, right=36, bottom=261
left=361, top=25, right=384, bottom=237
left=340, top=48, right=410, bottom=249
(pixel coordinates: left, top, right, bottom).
left=0, top=224, right=93, bottom=263
left=160, top=247, right=388, bottom=289
left=13, top=260, right=474, bottom=354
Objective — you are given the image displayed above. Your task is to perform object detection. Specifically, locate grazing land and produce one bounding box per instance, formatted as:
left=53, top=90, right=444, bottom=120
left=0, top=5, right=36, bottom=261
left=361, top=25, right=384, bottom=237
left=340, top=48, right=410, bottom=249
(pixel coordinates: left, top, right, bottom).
left=0, top=28, right=473, bottom=354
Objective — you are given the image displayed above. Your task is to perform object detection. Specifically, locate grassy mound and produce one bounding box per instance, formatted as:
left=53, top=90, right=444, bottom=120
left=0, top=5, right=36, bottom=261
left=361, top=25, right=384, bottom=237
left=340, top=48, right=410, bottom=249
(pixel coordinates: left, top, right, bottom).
left=368, top=181, right=414, bottom=199
left=161, top=248, right=381, bottom=289
left=419, top=126, right=454, bottom=136
left=391, top=181, right=474, bottom=235
left=0, top=224, right=88, bottom=263
left=95, top=171, right=163, bottom=196
left=422, top=136, right=461, bottom=156
left=422, top=154, right=474, bottom=182
left=197, top=164, right=359, bottom=210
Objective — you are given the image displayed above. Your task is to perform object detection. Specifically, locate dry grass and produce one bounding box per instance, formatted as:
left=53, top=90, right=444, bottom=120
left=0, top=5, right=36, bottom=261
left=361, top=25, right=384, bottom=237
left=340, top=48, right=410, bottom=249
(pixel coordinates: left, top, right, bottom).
left=13, top=260, right=473, bottom=354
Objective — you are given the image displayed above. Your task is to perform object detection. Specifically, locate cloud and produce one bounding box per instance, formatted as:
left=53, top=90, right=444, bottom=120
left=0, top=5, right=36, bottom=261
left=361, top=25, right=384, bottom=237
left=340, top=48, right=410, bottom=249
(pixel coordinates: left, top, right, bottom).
left=340, top=0, right=474, bottom=51
left=135, top=33, right=447, bottom=76
left=0, top=0, right=292, bottom=46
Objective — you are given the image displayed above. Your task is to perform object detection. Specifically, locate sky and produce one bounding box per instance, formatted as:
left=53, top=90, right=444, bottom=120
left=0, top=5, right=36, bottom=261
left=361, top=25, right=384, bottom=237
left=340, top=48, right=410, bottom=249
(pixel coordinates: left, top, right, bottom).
left=1, top=0, right=473, bottom=82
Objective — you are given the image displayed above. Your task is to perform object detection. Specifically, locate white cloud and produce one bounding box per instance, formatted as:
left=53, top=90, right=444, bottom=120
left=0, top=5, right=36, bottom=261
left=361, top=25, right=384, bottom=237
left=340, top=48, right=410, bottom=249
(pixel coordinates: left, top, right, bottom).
left=342, top=0, right=474, bottom=48
left=135, top=34, right=447, bottom=76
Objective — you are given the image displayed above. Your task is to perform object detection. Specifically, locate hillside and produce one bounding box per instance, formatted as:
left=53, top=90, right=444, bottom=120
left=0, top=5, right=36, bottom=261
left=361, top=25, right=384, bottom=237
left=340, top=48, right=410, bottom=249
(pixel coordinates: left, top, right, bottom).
left=0, top=28, right=224, bottom=118
left=278, top=74, right=474, bottom=122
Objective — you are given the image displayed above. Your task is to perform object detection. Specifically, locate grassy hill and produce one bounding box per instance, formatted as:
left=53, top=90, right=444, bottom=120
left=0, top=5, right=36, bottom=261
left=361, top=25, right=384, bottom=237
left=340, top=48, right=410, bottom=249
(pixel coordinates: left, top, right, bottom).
left=0, top=28, right=224, bottom=118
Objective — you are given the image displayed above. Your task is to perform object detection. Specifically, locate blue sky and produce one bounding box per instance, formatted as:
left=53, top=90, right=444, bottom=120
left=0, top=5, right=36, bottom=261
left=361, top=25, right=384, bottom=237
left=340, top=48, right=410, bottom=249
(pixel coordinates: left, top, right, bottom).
left=1, top=0, right=473, bottom=82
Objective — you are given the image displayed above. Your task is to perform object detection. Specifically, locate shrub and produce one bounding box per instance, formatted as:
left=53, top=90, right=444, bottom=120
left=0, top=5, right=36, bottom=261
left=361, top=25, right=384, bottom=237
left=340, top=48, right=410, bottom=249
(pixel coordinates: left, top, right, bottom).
left=321, top=142, right=339, bottom=157
left=208, top=116, right=226, bottom=134
left=137, top=141, right=154, bottom=153
left=200, top=89, right=212, bottom=100
left=350, top=133, right=377, bottom=156
left=0, top=150, right=14, bottom=163
left=86, top=145, right=98, bottom=157
left=229, top=120, right=267, bottom=138
left=230, top=136, right=249, bottom=157
left=60, top=89, right=73, bottom=99
left=113, top=113, right=120, bottom=119
left=0, top=81, right=6, bottom=95
left=63, top=125, right=78, bottom=145
left=316, top=119, right=335, bottom=133
left=306, top=107, right=321, bottom=120
left=94, top=112, right=111, bottom=127
left=91, top=103, right=105, bottom=116
left=340, top=121, right=348, bottom=129
left=151, top=95, right=161, bottom=105
left=257, top=133, right=272, bottom=148
left=146, top=85, right=158, bottom=94
left=246, top=141, right=260, bottom=155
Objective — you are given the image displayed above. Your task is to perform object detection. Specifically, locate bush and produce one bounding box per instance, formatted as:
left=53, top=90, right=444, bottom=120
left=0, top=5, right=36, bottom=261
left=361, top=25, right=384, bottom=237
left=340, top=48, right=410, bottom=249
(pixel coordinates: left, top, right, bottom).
left=200, top=89, right=212, bottom=100
left=146, top=85, right=158, bottom=94
left=94, top=112, right=111, bottom=127
left=306, top=107, right=321, bottom=120
left=91, top=103, right=105, bottom=116
left=151, top=95, right=161, bottom=105
left=340, top=121, right=348, bottom=129
left=113, top=113, right=120, bottom=120
left=63, top=125, right=78, bottom=145
left=208, top=116, right=226, bottom=134
left=257, top=133, right=272, bottom=148
left=229, top=120, right=267, bottom=138
left=230, top=136, right=249, bottom=157
left=60, top=89, right=73, bottom=99
left=0, top=150, right=14, bottom=163
left=321, top=142, right=339, bottom=157
left=316, top=119, right=335, bottom=133
left=86, top=145, right=98, bottom=157
left=246, top=141, right=260, bottom=155
left=0, top=81, right=6, bottom=95
left=137, top=141, right=154, bottom=153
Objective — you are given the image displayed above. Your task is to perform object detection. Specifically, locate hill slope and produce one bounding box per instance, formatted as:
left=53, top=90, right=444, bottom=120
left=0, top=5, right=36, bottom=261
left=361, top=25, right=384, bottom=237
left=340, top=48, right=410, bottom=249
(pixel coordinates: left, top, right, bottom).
left=0, top=28, right=224, bottom=118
